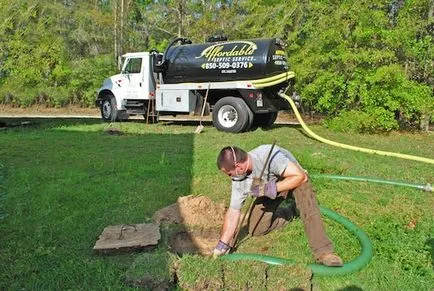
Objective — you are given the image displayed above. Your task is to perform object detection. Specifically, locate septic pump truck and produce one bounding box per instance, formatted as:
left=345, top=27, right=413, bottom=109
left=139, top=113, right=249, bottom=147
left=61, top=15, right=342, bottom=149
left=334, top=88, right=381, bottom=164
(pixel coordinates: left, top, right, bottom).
left=95, top=37, right=295, bottom=133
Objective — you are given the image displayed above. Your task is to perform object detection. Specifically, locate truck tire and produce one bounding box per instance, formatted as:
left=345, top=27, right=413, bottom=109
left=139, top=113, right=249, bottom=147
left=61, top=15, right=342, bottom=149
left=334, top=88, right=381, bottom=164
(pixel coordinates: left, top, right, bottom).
left=253, top=112, right=278, bottom=129
left=212, top=97, right=250, bottom=133
left=100, top=95, right=119, bottom=122
left=241, top=101, right=254, bottom=132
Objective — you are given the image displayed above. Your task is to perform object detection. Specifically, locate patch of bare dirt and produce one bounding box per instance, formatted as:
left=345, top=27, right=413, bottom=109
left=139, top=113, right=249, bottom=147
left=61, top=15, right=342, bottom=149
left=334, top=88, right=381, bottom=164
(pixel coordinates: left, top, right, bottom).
left=0, top=105, right=99, bottom=116
left=168, top=227, right=221, bottom=255
left=153, top=195, right=226, bottom=228
left=153, top=195, right=227, bottom=256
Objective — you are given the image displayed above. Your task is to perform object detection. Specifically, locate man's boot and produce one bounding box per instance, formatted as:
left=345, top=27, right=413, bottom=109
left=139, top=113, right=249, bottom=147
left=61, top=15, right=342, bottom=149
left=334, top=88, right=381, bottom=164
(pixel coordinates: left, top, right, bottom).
left=317, top=253, right=344, bottom=267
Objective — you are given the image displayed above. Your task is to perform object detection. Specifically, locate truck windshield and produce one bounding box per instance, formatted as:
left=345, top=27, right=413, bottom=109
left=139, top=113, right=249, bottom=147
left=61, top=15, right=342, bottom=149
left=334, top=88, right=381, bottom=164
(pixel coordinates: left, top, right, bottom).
left=123, top=58, right=142, bottom=74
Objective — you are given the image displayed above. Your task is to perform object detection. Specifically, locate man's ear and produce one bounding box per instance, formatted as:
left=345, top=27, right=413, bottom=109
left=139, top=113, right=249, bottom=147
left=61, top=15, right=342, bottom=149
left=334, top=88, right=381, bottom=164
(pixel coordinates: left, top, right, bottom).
left=238, top=160, right=248, bottom=171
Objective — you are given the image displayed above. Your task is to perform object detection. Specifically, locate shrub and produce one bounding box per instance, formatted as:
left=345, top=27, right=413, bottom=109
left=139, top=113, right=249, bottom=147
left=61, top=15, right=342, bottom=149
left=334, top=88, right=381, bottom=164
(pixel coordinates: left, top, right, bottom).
left=326, top=110, right=398, bottom=133
left=45, top=87, right=71, bottom=108
left=69, top=54, right=116, bottom=107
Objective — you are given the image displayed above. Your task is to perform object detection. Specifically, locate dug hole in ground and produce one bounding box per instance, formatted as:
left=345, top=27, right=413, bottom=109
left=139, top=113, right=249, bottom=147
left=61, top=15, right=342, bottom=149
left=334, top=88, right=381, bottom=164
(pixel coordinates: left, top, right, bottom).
left=153, top=195, right=226, bottom=255
left=120, top=195, right=311, bottom=290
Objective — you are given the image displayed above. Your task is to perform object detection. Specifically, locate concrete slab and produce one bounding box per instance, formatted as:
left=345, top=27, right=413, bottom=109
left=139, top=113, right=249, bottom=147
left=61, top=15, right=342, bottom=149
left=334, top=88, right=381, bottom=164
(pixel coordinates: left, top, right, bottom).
left=94, top=223, right=160, bottom=253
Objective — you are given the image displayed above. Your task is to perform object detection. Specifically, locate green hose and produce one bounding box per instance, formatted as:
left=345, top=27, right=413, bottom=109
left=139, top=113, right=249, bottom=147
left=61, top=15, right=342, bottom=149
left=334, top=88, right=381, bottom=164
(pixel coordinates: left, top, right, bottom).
left=311, top=174, right=432, bottom=192
left=222, top=206, right=373, bottom=276
left=222, top=253, right=296, bottom=266
left=309, top=207, right=373, bottom=276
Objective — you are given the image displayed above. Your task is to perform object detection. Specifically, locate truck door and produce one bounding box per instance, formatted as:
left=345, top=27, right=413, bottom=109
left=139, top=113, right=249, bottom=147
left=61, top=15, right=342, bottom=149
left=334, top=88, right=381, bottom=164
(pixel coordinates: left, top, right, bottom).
left=122, top=57, right=144, bottom=99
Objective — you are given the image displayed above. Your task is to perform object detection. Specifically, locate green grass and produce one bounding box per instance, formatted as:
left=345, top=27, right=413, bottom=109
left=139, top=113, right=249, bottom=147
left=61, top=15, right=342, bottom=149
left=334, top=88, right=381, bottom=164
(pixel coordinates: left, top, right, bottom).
left=0, top=118, right=433, bottom=290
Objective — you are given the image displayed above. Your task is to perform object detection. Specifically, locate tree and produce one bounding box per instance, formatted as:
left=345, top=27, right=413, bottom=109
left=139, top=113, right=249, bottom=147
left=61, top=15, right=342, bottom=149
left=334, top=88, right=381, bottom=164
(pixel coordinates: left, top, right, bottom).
left=0, top=0, right=431, bottom=131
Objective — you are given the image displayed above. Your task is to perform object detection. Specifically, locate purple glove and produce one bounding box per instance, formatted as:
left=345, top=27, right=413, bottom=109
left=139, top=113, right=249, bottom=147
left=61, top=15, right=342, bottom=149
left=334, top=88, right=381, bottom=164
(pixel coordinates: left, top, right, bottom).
left=250, top=180, right=278, bottom=199
left=212, top=240, right=231, bottom=257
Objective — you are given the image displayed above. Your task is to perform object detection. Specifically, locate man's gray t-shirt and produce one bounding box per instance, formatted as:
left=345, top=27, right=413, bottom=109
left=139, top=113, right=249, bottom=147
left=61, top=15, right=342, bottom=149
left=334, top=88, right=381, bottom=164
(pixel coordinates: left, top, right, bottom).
left=230, top=145, right=302, bottom=210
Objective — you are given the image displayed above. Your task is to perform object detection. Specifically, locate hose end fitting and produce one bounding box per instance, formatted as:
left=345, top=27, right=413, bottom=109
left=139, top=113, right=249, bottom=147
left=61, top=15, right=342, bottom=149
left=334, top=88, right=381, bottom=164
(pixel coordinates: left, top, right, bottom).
left=423, top=183, right=432, bottom=192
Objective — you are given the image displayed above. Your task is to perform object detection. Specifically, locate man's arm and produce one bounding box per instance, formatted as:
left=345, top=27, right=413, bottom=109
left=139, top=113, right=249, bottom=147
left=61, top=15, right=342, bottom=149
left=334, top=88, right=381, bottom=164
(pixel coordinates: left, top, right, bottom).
left=275, top=162, right=307, bottom=192
left=220, top=207, right=241, bottom=244
left=212, top=207, right=241, bottom=256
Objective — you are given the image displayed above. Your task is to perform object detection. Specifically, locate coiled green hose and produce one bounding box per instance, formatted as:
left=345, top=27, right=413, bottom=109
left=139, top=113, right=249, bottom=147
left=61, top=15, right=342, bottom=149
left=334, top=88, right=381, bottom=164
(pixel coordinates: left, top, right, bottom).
left=222, top=206, right=373, bottom=276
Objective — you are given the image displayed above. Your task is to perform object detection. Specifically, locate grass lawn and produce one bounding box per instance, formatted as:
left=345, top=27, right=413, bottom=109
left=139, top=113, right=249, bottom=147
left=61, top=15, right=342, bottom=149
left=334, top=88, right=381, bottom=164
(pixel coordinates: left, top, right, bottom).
left=0, top=117, right=433, bottom=290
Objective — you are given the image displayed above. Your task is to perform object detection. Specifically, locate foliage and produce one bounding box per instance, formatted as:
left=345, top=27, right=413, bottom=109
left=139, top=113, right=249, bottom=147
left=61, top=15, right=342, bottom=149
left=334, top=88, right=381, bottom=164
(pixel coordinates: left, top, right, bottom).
left=284, top=0, right=434, bottom=131
left=326, top=110, right=386, bottom=133
left=0, top=0, right=113, bottom=107
left=69, top=54, right=117, bottom=107
left=0, top=0, right=433, bottom=131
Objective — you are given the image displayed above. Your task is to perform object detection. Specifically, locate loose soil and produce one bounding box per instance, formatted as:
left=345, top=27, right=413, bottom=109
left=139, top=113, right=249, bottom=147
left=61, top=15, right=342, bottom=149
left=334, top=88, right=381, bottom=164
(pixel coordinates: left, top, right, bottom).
left=154, top=195, right=226, bottom=255
left=168, top=227, right=221, bottom=255
left=153, top=195, right=226, bottom=228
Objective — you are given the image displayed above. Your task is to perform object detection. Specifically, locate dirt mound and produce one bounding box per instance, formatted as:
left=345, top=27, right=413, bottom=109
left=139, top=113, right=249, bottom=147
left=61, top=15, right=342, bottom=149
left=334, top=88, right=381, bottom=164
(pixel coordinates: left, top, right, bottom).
left=153, top=195, right=226, bottom=228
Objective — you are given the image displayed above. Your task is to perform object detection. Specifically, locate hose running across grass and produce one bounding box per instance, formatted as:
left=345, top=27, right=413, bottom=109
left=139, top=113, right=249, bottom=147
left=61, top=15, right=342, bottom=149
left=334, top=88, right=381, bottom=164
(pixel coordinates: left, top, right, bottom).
left=276, top=92, right=434, bottom=165
left=222, top=206, right=373, bottom=276
left=311, top=174, right=432, bottom=192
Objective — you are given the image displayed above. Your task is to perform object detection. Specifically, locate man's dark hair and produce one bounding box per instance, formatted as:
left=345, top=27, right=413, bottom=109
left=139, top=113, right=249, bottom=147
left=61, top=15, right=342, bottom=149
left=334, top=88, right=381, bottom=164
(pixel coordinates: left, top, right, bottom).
left=217, top=146, right=248, bottom=170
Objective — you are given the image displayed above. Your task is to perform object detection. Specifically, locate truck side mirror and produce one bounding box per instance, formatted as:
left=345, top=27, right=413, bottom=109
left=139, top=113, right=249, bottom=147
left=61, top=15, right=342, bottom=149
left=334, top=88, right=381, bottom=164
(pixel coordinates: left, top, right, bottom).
left=153, top=54, right=165, bottom=73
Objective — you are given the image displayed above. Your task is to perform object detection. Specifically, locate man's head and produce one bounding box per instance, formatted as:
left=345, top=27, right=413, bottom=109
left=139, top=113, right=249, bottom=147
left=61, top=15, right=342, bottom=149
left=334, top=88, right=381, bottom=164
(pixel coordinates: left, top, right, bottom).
left=217, top=146, right=250, bottom=181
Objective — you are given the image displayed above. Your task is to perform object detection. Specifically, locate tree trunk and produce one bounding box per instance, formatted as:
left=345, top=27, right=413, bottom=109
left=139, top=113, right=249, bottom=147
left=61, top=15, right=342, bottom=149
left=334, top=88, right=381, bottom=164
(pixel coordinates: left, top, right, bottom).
left=429, top=0, right=434, bottom=19
left=120, top=0, right=124, bottom=60
left=178, top=0, right=186, bottom=37
left=114, top=0, right=118, bottom=66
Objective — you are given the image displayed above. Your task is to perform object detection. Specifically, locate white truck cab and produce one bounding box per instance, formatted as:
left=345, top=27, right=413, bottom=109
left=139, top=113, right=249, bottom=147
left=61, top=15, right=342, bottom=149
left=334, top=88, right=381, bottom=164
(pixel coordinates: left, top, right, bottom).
left=97, top=52, right=157, bottom=121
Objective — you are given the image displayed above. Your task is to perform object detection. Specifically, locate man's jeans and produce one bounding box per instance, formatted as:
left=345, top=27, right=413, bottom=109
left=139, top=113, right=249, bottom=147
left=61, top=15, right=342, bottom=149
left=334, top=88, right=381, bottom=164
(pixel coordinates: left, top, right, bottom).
left=247, top=179, right=333, bottom=259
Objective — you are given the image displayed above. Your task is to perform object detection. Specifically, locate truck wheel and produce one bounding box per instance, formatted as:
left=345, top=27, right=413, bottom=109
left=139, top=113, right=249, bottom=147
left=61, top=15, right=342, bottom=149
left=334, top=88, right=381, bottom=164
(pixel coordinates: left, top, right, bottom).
left=100, top=96, right=119, bottom=122
left=253, top=112, right=278, bottom=128
left=212, top=97, right=249, bottom=133
left=241, top=101, right=254, bottom=132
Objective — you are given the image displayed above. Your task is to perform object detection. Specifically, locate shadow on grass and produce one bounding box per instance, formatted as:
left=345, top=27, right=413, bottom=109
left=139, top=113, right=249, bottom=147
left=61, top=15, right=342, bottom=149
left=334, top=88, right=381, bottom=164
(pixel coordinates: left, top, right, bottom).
left=0, top=116, right=216, bottom=133
left=160, top=119, right=213, bottom=128
left=0, top=163, right=6, bottom=221
left=0, top=118, right=211, bottom=289
left=337, top=286, right=364, bottom=291
left=427, top=238, right=434, bottom=270
left=0, top=116, right=102, bottom=130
